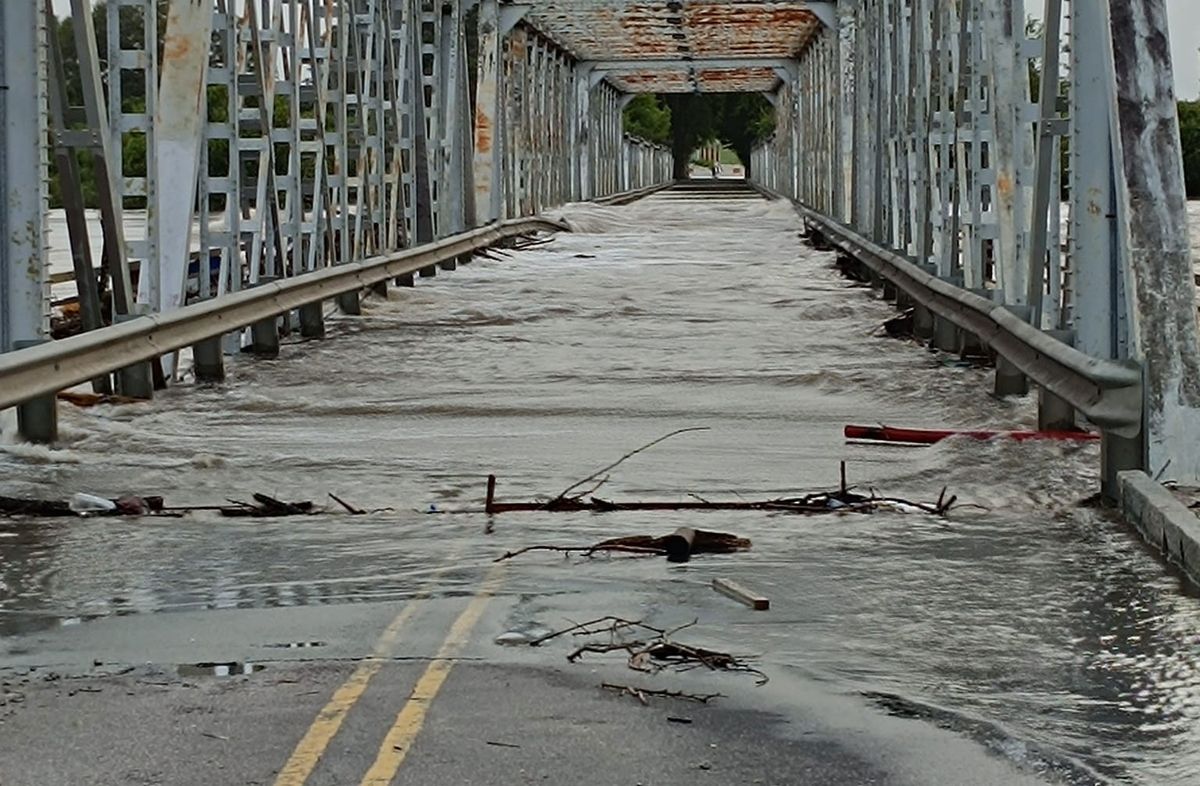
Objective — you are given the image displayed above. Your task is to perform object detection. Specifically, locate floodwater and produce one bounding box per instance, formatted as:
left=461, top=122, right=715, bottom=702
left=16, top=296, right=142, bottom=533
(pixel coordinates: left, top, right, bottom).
left=4, top=191, right=1200, bottom=784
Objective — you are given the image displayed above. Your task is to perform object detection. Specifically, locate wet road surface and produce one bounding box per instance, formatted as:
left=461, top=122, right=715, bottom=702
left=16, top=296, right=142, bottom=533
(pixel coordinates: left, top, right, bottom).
left=3, top=187, right=1200, bottom=784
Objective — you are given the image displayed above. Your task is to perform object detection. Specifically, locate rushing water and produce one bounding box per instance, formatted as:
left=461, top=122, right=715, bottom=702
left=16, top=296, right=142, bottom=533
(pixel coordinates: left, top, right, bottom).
left=4, top=192, right=1200, bottom=783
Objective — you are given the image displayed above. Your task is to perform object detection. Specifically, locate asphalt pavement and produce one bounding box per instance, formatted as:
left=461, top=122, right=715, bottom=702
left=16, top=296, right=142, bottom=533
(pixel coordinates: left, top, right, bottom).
left=0, top=572, right=1052, bottom=786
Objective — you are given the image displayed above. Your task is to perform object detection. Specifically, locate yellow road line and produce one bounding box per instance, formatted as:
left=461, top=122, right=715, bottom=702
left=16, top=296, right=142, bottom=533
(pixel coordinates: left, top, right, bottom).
left=358, top=566, right=505, bottom=786
left=272, top=602, right=421, bottom=786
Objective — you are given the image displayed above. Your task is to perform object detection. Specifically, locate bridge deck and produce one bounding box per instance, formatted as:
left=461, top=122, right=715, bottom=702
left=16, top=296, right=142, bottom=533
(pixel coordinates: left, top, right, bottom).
left=3, top=187, right=1196, bottom=784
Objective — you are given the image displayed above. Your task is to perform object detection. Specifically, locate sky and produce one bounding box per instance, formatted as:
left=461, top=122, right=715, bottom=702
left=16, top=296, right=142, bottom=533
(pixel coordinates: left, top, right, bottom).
left=1163, top=0, right=1200, bottom=99
left=49, top=0, right=1200, bottom=99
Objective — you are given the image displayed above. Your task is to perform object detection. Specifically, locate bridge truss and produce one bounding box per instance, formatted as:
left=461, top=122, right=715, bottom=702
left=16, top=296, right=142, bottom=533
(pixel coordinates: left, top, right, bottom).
left=749, top=0, right=1200, bottom=488
left=1, top=0, right=1198, bottom=489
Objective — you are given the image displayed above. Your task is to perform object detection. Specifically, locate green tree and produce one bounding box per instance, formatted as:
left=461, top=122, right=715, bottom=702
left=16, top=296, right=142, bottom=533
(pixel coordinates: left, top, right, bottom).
left=715, top=93, right=774, bottom=175
left=48, top=1, right=168, bottom=209
left=622, top=92, right=775, bottom=178
left=622, top=94, right=671, bottom=145
left=1179, top=101, right=1200, bottom=198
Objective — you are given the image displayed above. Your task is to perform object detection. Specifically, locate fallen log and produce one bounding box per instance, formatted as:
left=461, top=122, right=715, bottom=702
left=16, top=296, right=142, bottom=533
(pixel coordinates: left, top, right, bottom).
left=845, top=424, right=1100, bottom=444
left=484, top=472, right=954, bottom=516
left=495, top=529, right=751, bottom=563
left=662, top=527, right=696, bottom=562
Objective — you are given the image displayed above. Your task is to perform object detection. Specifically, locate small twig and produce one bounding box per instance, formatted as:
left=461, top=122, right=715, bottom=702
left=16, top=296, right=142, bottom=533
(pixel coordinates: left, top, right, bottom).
left=567, top=474, right=611, bottom=503
left=553, top=427, right=710, bottom=503
left=601, top=682, right=724, bottom=705
left=528, top=617, right=664, bottom=647
left=485, top=740, right=522, bottom=749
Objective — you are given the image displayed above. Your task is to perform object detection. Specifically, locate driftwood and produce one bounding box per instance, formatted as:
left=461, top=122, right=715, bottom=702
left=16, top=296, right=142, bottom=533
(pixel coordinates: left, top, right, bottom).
left=219, top=494, right=315, bottom=517
left=483, top=429, right=957, bottom=516
left=0, top=495, right=75, bottom=517
left=533, top=616, right=766, bottom=685
left=495, top=529, right=751, bottom=563
left=0, top=494, right=162, bottom=518
left=57, top=391, right=143, bottom=408
left=486, top=468, right=957, bottom=517
left=712, top=578, right=770, bottom=610
left=876, top=309, right=915, bottom=339
left=1, top=490, right=366, bottom=520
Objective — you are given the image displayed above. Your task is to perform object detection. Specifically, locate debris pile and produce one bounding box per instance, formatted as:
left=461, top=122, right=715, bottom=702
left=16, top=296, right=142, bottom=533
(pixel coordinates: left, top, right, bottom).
left=529, top=616, right=767, bottom=686
left=0, top=491, right=369, bottom=519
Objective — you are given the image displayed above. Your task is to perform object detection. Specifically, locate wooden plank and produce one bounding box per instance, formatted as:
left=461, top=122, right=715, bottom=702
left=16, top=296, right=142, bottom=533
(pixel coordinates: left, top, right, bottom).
left=712, top=578, right=769, bottom=611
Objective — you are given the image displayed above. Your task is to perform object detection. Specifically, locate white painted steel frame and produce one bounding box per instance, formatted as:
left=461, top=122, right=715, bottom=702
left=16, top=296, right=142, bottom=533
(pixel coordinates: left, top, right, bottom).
left=751, top=0, right=1200, bottom=483
left=0, top=1, right=51, bottom=354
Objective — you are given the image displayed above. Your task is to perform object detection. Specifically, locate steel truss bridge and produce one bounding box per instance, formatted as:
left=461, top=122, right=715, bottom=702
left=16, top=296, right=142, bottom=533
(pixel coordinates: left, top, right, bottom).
left=1, top=0, right=1198, bottom=493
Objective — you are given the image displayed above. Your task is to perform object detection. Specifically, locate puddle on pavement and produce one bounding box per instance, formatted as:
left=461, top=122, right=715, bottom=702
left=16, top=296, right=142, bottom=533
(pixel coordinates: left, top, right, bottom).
left=177, top=661, right=266, bottom=678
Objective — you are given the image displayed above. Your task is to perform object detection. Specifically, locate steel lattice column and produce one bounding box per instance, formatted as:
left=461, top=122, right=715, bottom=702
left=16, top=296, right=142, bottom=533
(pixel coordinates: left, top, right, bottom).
left=0, top=1, right=50, bottom=355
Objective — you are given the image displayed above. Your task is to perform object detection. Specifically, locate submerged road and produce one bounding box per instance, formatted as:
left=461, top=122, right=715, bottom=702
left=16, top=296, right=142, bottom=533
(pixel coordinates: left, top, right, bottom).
left=2, top=186, right=1200, bottom=785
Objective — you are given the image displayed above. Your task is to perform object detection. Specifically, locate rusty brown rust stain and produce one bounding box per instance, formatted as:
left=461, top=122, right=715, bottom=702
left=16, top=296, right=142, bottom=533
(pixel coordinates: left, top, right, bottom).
left=474, top=109, right=493, bottom=153
left=162, top=13, right=191, bottom=63
left=995, top=172, right=1013, bottom=202
left=525, top=2, right=821, bottom=63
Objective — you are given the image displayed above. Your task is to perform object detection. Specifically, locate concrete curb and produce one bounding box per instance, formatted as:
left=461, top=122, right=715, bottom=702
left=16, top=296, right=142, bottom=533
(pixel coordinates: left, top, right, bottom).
left=1118, top=470, right=1200, bottom=585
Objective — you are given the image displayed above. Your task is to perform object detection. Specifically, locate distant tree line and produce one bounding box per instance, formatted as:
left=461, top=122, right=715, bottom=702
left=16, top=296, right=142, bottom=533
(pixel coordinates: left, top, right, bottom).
left=1180, top=101, right=1200, bottom=198
left=622, top=93, right=776, bottom=178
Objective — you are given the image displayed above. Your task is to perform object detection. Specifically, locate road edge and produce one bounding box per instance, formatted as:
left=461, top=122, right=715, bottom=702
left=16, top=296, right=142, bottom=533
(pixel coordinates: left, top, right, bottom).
left=1118, top=470, right=1200, bottom=586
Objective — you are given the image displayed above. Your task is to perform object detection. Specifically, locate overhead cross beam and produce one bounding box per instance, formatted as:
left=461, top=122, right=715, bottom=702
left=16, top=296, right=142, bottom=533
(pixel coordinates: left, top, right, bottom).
left=582, top=57, right=796, bottom=73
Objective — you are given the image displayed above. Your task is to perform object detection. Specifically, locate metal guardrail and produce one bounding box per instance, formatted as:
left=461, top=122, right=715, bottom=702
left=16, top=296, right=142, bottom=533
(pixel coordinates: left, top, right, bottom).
left=0, top=217, right=567, bottom=411
left=591, top=181, right=677, bottom=206
left=753, top=187, right=1143, bottom=436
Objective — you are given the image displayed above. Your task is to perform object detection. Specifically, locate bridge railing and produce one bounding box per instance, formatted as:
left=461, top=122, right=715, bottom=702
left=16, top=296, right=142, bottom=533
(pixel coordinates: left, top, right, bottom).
left=751, top=0, right=1200, bottom=490
left=0, top=0, right=671, bottom=441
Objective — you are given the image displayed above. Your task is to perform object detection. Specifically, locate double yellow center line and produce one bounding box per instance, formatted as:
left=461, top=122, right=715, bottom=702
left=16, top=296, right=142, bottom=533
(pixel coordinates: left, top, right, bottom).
left=273, top=564, right=504, bottom=786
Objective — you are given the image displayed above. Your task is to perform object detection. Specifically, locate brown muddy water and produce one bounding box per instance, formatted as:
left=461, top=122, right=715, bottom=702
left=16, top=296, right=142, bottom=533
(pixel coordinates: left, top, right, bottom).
left=3, top=193, right=1200, bottom=784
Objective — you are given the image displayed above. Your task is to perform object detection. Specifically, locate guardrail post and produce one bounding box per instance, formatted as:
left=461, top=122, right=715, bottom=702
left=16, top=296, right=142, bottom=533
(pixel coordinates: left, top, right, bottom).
left=912, top=263, right=936, bottom=339
left=371, top=280, right=389, bottom=298
left=959, top=289, right=992, bottom=357
left=192, top=336, right=225, bottom=382
left=1102, top=429, right=1144, bottom=498
left=396, top=273, right=416, bottom=287
left=932, top=276, right=963, bottom=351
left=438, top=257, right=458, bottom=271
left=14, top=341, right=57, bottom=443
left=1036, top=329, right=1077, bottom=430
left=248, top=278, right=281, bottom=357
left=994, top=305, right=1032, bottom=396
left=419, top=263, right=438, bottom=278
left=298, top=302, right=325, bottom=339
left=336, top=290, right=362, bottom=315
left=113, top=311, right=155, bottom=400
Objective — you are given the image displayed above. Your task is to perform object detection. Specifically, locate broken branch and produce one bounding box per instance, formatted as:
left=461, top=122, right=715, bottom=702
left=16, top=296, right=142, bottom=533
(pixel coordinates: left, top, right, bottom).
left=601, top=682, right=723, bottom=705
left=552, top=427, right=710, bottom=504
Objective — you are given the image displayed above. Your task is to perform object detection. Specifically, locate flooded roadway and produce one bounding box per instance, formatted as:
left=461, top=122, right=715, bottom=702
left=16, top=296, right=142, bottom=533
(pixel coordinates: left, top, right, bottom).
left=2, top=188, right=1200, bottom=784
